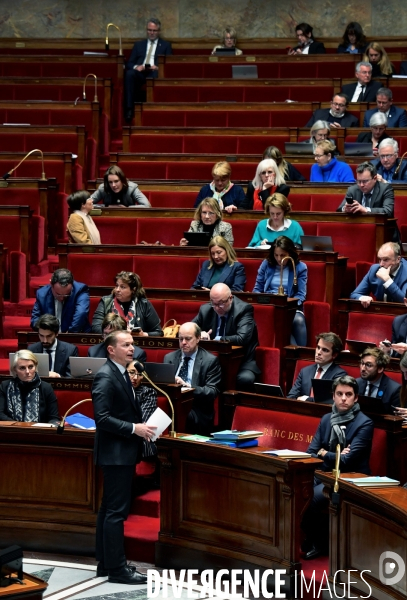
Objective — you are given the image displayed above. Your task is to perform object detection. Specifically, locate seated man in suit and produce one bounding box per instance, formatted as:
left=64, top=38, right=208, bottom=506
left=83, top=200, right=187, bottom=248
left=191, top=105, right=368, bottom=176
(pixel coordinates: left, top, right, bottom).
left=341, top=61, right=382, bottom=103
left=379, top=297, right=407, bottom=357
left=305, top=93, right=358, bottom=129
left=357, top=347, right=400, bottom=413
left=31, top=268, right=91, bottom=333
left=302, top=375, right=374, bottom=559
left=372, top=138, right=407, bottom=184
left=29, top=314, right=78, bottom=378
left=363, top=88, right=407, bottom=128
left=163, top=322, right=221, bottom=436
left=351, top=242, right=407, bottom=307
left=337, top=161, right=394, bottom=217
left=124, top=18, right=172, bottom=120
left=193, top=283, right=261, bottom=389
left=88, top=313, right=146, bottom=363
left=287, top=332, right=347, bottom=401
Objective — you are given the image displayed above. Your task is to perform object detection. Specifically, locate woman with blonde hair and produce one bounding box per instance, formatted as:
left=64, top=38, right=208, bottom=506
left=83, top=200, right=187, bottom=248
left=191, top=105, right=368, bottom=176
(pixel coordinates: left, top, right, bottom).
left=248, top=193, right=304, bottom=247
left=212, top=27, right=242, bottom=55
left=194, top=161, right=245, bottom=213
left=363, top=42, right=395, bottom=78
left=311, top=140, right=355, bottom=183
left=191, top=236, right=246, bottom=291
left=181, top=197, right=233, bottom=246
left=243, top=158, right=290, bottom=210
left=262, top=146, right=305, bottom=182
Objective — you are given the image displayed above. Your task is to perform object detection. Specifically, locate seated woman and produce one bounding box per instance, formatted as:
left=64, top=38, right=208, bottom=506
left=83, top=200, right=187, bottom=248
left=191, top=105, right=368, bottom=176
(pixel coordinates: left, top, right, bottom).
left=357, top=113, right=388, bottom=155
left=248, top=193, right=304, bottom=247
left=263, top=146, right=305, bottom=182
left=66, top=190, right=101, bottom=244
left=91, top=165, right=151, bottom=207
left=288, top=22, right=325, bottom=55
left=180, top=197, right=233, bottom=246
left=193, top=161, right=245, bottom=213
left=211, top=27, right=242, bottom=55
left=337, top=22, right=367, bottom=54
left=0, top=350, right=59, bottom=423
left=243, top=159, right=290, bottom=210
left=253, top=236, right=308, bottom=346
left=311, top=140, right=355, bottom=183
left=92, top=271, right=163, bottom=336
left=363, top=42, right=395, bottom=78
left=126, top=359, right=158, bottom=460
left=304, top=121, right=335, bottom=152
left=191, top=236, right=246, bottom=291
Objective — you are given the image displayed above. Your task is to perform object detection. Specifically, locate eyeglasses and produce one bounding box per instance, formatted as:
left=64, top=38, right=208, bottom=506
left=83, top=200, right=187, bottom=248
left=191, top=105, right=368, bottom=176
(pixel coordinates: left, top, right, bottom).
left=127, top=370, right=143, bottom=378
left=210, top=297, right=231, bottom=308
left=360, top=361, right=376, bottom=369
left=379, top=154, right=396, bottom=160
left=331, top=102, right=346, bottom=108
left=314, top=154, right=325, bottom=159
left=357, top=179, right=373, bottom=185
left=261, top=170, right=275, bottom=175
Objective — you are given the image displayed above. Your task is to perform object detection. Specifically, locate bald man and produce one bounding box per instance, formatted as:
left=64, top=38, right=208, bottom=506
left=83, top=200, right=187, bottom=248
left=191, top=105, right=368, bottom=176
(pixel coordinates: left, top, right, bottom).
left=192, top=283, right=260, bottom=390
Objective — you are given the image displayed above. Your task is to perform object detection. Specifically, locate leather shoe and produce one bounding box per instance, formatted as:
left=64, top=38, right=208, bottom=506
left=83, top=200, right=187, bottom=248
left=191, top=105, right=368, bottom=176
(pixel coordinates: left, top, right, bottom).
left=303, top=545, right=322, bottom=560
left=96, top=562, right=108, bottom=577
left=125, top=109, right=133, bottom=123
left=108, top=565, right=148, bottom=585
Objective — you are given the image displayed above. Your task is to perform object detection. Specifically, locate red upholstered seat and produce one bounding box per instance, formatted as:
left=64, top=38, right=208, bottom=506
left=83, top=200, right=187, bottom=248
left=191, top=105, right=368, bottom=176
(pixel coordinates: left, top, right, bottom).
left=370, top=428, right=388, bottom=476
left=133, top=256, right=200, bottom=289
left=148, top=191, right=196, bottom=209
left=303, top=301, right=330, bottom=346
left=345, top=312, right=393, bottom=348
left=253, top=304, right=275, bottom=347
left=231, top=220, right=257, bottom=248
left=310, top=194, right=343, bottom=212
left=67, top=254, right=134, bottom=286
left=129, top=135, right=184, bottom=154
left=289, top=194, right=311, bottom=211
left=55, top=391, right=94, bottom=419
left=149, top=300, right=166, bottom=324
left=163, top=300, right=204, bottom=324
left=231, top=405, right=319, bottom=450
left=143, top=348, right=169, bottom=362
left=304, top=263, right=326, bottom=301
left=0, top=188, right=42, bottom=214
left=355, top=261, right=374, bottom=285
left=299, top=222, right=318, bottom=235
left=255, top=347, right=280, bottom=385
left=317, top=223, right=377, bottom=264
left=136, top=218, right=193, bottom=246
left=92, top=217, right=138, bottom=245
left=238, top=258, right=262, bottom=291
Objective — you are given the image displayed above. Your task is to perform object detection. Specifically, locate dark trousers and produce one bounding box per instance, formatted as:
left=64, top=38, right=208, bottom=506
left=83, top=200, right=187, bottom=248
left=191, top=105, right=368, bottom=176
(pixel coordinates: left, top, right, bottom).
left=125, top=68, right=149, bottom=108
left=236, top=368, right=257, bottom=391
left=301, top=478, right=329, bottom=551
left=95, top=464, right=135, bottom=569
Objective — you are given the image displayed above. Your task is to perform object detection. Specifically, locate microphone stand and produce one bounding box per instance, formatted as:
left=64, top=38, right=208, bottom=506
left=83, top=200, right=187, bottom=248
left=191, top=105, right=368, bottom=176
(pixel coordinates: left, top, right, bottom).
left=277, top=256, right=297, bottom=295
left=82, top=73, right=98, bottom=102
left=394, top=151, right=407, bottom=176
left=57, top=398, right=93, bottom=434
left=331, top=443, right=341, bottom=505
left=2, top=148, right=46, bottom=181
left=141, top=371, right=177, bottom=438
left=105, top=23, right=123, bottom=56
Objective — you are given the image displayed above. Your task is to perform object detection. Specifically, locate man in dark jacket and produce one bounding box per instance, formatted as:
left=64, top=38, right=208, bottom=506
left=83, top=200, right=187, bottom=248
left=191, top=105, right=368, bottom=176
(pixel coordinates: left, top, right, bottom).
left=29, top=314, right=78, bottom=377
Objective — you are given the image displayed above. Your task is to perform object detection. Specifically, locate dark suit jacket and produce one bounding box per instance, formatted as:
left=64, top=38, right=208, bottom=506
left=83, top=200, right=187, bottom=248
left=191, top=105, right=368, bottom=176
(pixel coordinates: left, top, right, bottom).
left=191, top=261, right=246, bottom=291
left=341, top=80, right=382, bottom=103
left=126, top=38, right=172, bottom=76
left=92, top=359, right=143, bottom=466
left=337, top=180, right=394, bottom=216
left=363, top=106, right=407, bottom=128
left=287, top=363, right=347, bottom=400
left=163, top=346, right=221, bottom=416
left=305, top=108, right=359, bottom=128
left=307, top=410, right=373, bottom=474
left=0, top=379, right=59, bottom=423
left=351, top=258, right=407, bottom=303
left=192, top=296, right=260, bottom=374
left=391, top=313, right=407, bottom=357
left=31, top=282, right=91, bottom=333
left=88, top=342, right=147, bottom=363
left=242, top=182, right=291, bottom=210
left=372, top=158, right=407, bottom=183
left=28, top=340, right=78, bottom=377
left=307, top=41, right=326, bottom=54
left=356, top=374, right=400, bottom=413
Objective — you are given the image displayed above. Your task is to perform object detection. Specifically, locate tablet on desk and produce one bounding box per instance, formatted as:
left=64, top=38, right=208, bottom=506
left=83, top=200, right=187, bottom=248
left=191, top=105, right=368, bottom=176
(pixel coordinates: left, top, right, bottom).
left=357, top=394, right=386, bottom=414
left=311, top=378, right=334, bottom=404
left=184, top=231, right=212, bottom=246
left=254, top=383, right=284, bottom=397
left=346, top=339, right=377, bottom=354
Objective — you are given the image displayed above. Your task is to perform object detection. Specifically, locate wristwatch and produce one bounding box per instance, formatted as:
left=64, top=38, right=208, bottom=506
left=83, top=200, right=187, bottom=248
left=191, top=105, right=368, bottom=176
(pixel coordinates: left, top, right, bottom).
left=317, top=449, right=325, bottom=457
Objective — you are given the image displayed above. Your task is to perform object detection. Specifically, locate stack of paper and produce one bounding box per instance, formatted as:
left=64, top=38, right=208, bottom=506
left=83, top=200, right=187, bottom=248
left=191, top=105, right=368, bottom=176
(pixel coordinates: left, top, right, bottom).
left=342, top=476, right=400, bottom=488
left=211, top=430, right=263, bottom=441
left=262, top=449, right=312, bottom=459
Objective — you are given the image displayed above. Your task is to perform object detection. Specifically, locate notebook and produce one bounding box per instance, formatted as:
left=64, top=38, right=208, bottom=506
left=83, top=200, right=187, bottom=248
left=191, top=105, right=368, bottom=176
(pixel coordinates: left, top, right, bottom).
left=9, top=352, right=49, bottom=378
left=69, top=357, right=106, bottom=378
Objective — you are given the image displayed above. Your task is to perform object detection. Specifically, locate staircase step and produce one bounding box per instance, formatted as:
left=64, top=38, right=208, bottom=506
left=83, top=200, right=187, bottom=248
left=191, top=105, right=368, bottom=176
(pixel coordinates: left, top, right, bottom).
left=131, top=489, right=160, bottom=518
left=124, top=515, right=159, bottom=564
left=4, top=299, right=35, bottom=317
left=3, top=316, right=31, bottom=338
left=30, top=260, right=51, bottom=278
left=0, top=339, right=18, bottom=358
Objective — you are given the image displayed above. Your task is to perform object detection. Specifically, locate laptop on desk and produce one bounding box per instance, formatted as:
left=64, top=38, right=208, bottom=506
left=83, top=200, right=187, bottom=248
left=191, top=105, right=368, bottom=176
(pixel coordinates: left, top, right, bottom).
left=9, top=353, right=49, bottom=378
left=344, top=143, right=374, bottom=157
left=144, top=363, right=176, bottom=384
left=184, top=231, right=212, bottom=246
left=284, top=142, right=314, bottom=155
left=69, top=357, right=106, bottom=378
left=311, top=378, right=334, bottom=404
left=357, top=394, right=387, bottom=415
left=300, top=235, right=333, bottom=252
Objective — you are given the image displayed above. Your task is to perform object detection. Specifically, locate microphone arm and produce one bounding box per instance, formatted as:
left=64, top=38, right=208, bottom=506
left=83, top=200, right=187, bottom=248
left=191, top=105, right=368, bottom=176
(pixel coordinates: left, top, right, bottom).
left=394, top=151, right=407, bottom=176
left=277, top=256, right=297, bottom=295
left=105, top=23, right=123, bottom=56
left=2, top=148, right=46, bottom=181
left=57, top=398, right=93, bottom=434
left=82, top=73, right=98, bottom=102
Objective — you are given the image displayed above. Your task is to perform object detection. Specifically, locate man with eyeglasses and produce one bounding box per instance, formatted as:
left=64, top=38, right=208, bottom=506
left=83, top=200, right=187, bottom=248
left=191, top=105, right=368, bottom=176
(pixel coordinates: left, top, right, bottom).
left=351, top=242, right=407, bottom=306
left=363, top=88, right=407, bottom=128
left=305, top=93, right=358, bottom=128
left=124, top=18, right=172, bottom=121
left=337, top=161, right=394, bottom=217
left=192, top=283, right=260, bottom=390
left=30, top=268, right=91, bottom=333
left=356, top=347, right=400, bottom=414
left=88, top=313, right=146, bottom=362
left=163, top=322, right=221, bottom=435
left=372, top=138, right=407, bottom=183
left=341, top=61, right=382, bottom=103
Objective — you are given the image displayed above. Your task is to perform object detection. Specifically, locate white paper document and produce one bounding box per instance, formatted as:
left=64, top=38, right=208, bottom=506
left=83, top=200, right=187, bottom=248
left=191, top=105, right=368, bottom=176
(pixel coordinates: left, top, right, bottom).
left=146, top=407, right=172, bottom=441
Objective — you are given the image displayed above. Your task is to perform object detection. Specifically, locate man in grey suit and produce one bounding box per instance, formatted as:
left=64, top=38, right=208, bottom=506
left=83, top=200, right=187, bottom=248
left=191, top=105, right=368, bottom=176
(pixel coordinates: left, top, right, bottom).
left=287, top=332, right=347, bottom=402
left=88, top=313, right=146, bottom=363
left=92, top=330, right=155, bottom=584
left=164, top=322, right=221, bottom=435
left=193, top=283, right=260, bottom=390
left=341, top=62, right=382, bottom=103
left=337, top=161, right=394, bottom=217
left=29, top=314, right=78, bottom=378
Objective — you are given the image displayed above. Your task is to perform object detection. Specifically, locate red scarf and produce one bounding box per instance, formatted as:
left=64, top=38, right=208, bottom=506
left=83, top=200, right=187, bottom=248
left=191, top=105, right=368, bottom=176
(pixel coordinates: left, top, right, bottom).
left=253, top=186, right=277, bottom=210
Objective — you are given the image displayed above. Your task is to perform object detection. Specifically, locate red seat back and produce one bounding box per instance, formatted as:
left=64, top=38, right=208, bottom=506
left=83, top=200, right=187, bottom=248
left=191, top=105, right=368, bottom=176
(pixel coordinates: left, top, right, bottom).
left=346, top=312, right=393, bottom=347
left=136, top=218, right=192, bottom=246
left=133, top=256, right=200, bottom=289
left=253, top=304, right=275, bottom=347
left=67, top=254, right=134, bottom=286
left=256, top=347, right=280, bottom=385
left=92, top=217, right=138, bottom=245
left=317, top=223, right=377, bottom=263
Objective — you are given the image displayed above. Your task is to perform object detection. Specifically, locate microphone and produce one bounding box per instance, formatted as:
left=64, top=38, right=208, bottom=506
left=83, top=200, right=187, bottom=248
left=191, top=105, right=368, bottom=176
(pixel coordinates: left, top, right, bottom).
left=105, top=23, right=123, bottom=56
left=82, top=73, right=98, bottom=102
left=134, top=361, right=177, bottom=438
left=394, top=151, right=407, bottom=176
left=2, top=148, right=46, bottom=181
left=57, top=398, right=93, bottom=434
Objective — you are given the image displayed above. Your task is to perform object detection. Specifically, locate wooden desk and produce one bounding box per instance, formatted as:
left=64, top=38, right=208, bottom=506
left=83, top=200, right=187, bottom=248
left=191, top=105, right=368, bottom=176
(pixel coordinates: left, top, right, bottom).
left=156, top=435, right=320, bottom=596
left=318, top=472, right=407, bottom=600
left=0, top=423, right=100, bottom=555
left=0, top=572, right=47, bottom=600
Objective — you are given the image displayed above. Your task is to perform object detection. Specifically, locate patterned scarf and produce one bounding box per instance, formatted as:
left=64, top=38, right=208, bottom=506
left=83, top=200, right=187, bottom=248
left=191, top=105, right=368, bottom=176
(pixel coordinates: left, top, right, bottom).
left=209, top=181, right=234, bottom=209
left=329, top=401, right=360, bottom=451
left=7, top=371, right=41, bottom=422
left=112, top=297, right=137, bottom=329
